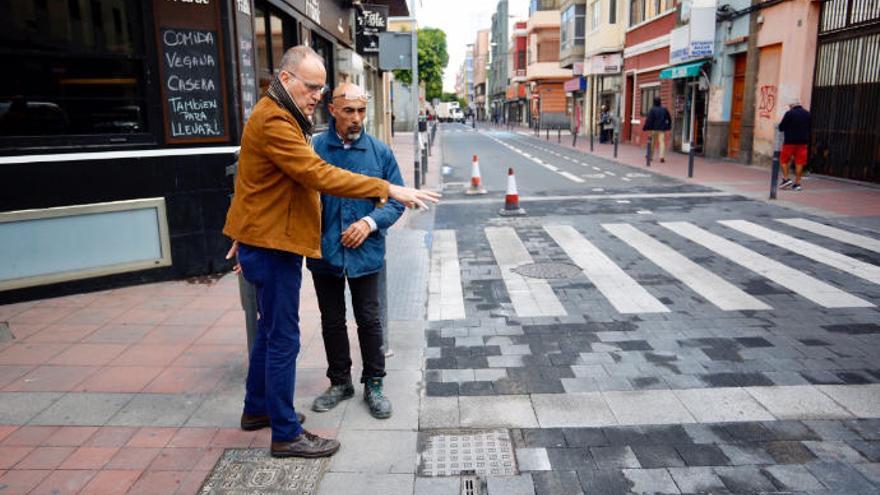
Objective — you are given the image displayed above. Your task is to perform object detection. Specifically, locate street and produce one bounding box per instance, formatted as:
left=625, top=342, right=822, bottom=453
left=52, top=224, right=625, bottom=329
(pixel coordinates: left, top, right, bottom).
left=419, top=122, right=880, bottom=494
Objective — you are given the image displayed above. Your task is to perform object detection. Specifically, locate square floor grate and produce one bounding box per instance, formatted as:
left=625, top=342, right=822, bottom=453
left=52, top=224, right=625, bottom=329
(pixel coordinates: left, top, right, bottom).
left=199, top=449, right=328, bottom=495
left=418, top=429, right=517, bottom=477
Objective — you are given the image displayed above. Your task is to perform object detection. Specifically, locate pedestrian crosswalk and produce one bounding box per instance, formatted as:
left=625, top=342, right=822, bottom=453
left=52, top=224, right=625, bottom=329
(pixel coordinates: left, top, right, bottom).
left=427, top=217, right=879, bottom=321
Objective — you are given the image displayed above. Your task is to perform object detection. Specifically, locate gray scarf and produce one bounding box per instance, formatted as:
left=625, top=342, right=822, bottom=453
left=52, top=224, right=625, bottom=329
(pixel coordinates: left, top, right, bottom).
left=267, top=76, right=314, bottom=138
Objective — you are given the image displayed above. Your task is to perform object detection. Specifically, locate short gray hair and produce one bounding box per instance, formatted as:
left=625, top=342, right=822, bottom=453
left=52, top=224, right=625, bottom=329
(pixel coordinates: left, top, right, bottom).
left=279, top=45, right=321, bottom=72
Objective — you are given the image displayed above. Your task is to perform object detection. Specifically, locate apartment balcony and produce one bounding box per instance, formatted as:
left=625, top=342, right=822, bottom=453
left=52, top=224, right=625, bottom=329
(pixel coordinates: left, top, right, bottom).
left=526, top=61, right=571, bottom=81
left=511, top=68, right=527, bottom=83
left=559, top=41, right=584, bottom=69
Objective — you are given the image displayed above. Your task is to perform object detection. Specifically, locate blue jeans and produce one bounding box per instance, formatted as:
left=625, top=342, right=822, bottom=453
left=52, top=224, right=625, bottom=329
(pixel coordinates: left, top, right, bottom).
left=237, top=243, right=304, bottom=441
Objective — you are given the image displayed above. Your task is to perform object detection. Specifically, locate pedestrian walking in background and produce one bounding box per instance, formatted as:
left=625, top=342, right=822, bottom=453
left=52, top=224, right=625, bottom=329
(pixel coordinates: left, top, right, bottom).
left=599, top=105, right=613, bottom=144
left=307, top=83, right=405, bottom=420
left=223, top=45, right=439, bottom=459
left=643, top=96, right=672, bottom=162
left=778, top=99, right=812, bottom=191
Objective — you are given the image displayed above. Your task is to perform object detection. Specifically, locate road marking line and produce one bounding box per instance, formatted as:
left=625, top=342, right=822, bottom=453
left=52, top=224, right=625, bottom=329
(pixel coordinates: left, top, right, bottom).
left=621, top=177, right=632, bottom=182
left=428, top=230, right=467, bottom=321
left=720, top=219, right=880, bottom=285
left=776, top=218, right=880, bottom=254
left=485, top=227, right=567, bottom=317
left=592, top=166, right=602, bottom=171
left=660, top=221, right=874, bottom=308
left=545, top=225, right=669, bottom=313
left=603, top=223, right=771, bottom=311
left=604, top=171, right=617, bottom=176
left=441, top=191, right=735, bottom=205
left=560, top=171, right=586, bottom=183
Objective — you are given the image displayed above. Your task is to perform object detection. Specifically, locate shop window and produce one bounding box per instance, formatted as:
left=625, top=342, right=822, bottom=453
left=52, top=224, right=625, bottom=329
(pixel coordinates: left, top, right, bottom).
left=253, top=2, right=299, bottom=96
left=0, top=0, right=151, bottom=147
left=629, top=0, right=671, bottom=26
left=609, top=0, right=617, bottom=24
left=640, top=85, right=659, bottom=115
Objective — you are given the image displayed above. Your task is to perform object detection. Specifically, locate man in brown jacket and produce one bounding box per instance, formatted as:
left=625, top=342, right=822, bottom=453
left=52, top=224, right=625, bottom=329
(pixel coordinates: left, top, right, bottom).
left=224, top=45, right=439, bottom=459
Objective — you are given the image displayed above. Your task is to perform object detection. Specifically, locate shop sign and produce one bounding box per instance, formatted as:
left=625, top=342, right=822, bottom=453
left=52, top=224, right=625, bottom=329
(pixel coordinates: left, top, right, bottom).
left=587, top=53, right=622, bottom=75
left=689, top=0, right=716, bottom=58
left=564, top=76, right=586, bottom=93
left=356, top=4, right=388, bottom=55
left=670, top=26, right=690, bottom=65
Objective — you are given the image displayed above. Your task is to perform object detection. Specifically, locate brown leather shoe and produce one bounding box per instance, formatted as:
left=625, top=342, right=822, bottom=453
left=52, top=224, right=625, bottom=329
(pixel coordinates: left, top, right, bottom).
left=271, top=430, right=340, bottom=458
left=240, top=412, right=305, bottom=431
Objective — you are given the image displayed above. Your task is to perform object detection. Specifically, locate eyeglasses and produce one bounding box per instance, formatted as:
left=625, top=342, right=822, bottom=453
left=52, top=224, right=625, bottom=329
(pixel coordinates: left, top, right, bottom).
left=332, top=91, right=373, bottom=103
left=284, top=71, right=329, bottom=96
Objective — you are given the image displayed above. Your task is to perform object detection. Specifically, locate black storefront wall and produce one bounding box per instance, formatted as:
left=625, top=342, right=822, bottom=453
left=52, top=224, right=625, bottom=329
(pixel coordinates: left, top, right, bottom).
left=0, top=0, right=251, bottom=303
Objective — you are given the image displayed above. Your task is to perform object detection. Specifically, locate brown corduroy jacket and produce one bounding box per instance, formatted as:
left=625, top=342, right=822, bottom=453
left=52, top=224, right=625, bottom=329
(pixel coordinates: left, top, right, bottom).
left=223, top=97, right=389, bottom=258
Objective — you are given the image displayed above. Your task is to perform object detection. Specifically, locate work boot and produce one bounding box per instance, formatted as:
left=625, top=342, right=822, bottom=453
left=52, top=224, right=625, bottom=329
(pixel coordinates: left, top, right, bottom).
left=311, top=383, right=354, bottom=412
left=270, top=430, right=340, bottom=458
left=240, top=411, right=305, bottom=431
left=364, top=377, right=392, bottom=419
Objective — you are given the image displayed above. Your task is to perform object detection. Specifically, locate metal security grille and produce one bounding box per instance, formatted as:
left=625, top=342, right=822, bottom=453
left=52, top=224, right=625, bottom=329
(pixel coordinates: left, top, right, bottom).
left=810, top=0, right=880, bottom=183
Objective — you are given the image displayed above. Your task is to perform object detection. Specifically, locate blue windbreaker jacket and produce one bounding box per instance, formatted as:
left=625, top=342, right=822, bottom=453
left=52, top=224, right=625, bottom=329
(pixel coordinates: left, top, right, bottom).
left=306, top=120, right=405, bottom=278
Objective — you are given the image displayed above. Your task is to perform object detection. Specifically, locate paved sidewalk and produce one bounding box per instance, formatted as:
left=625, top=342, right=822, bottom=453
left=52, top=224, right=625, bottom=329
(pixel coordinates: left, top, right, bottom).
left=0, top=132, right=444, bottom=495
left=494, top=123, right=880, bottom=221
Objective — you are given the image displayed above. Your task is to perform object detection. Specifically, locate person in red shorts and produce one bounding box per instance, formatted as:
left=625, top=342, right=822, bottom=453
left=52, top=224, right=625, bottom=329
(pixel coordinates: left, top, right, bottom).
left=778, top=99, right=811, bottom=191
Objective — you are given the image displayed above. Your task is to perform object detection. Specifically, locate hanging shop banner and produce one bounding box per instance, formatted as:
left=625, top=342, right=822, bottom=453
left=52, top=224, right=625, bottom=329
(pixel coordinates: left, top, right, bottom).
left=689, top=0, right=717, bottom=58
left=356, top=4, right=389, bottom=55
left=587, top=53, right=623, bottom=75
left=670, top=25, right=691, bottom=65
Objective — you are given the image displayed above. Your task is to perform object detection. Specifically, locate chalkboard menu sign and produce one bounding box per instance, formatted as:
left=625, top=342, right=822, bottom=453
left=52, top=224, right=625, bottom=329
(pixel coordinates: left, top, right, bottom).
left=234, top=0, right=258, bottom=124
left=152, top=0, right=229, bottom=144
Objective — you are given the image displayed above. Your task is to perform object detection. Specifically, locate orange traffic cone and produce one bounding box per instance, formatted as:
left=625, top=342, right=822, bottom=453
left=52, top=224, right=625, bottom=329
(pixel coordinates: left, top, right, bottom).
left=499, top=167, right=526, bottom=216
left=466, top=154, right=487, bottom=195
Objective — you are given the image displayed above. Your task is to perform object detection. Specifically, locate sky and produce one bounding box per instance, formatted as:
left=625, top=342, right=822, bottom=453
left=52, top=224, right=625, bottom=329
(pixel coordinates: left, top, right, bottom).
left=413, top=0, right=530, bottom=93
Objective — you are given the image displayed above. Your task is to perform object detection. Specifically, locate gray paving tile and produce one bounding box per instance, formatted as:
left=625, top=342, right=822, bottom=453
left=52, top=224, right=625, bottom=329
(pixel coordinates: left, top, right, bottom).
left=803, top=440, right=868, bottom=464
left=718, top=442, right=775, bottom=466
left=714, top=465, right=777, bottom=493
left=855, top=463, right=880, bottom=485
left=413, top=476, right=459, bottom=495
left=108, top=393, right=203, bottom=427
left=30, top=392, right=133, bottom=425
left=460, top=395, right=538, bottom=428
left=516, top=448, right=552, bottom=471
left=674, top=387, right=774, bottom=423
left=667, top=466, right=727, bottom=494
left=590, top=446, right=640, bottom=470
left=0, top=392, right=62, bottom=424
left=806, top=461, right=879, bottom=494
left=763, top=464, right=824, bottom=491
left=419, top=396, right=459, bottom=429
left=486, top=474, right=535, bottom=495
left=317, top=473, right=413, bottom=495
left=622, top=468, right=680, bottom=494
left=186, top=391, right=241, bottom=428
left=818, top=384, right=880, bottom=418
left=532, top=393, right=616, bottom=428
left=329, top=430, right=417, bottom=474
left=746, top=385, right=852, bottom=420
left=603, top=390, right=696, bottom=425
left=531, top=470, right=584, bottom=495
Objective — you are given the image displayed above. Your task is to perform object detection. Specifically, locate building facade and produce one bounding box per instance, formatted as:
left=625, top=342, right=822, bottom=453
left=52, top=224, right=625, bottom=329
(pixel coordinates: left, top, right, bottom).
left=580, top=0, right=626, bottom=137
left=507, top=20, right=530, bottom=125
left=0, top=0, right=406, bottom=300
left=527, top=0, right=570, bottom=129
left=490, top=0, right=511, bottom=123
left=473, top=29, right=491, bottom=120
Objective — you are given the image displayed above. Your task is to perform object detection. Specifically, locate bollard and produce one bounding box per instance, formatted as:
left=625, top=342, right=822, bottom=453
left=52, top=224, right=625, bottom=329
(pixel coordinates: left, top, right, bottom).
left=557, top=128, right=561, bottom=143
left=572, top=131, right=578, bottom=148
left=414, top=161, right=421, bottom=189
left=590, top=128, right=594, bottom=152
left=646, top=135, right=653, bottom=167
left=769, top=125, right=783, bottom=199
left=546, top=127, right=549, bottom=140
left=687, top=144, right=695, bottom=178
left=421, top=146, right=428, bottom=186
left=613, top=134, right=619, bottom=158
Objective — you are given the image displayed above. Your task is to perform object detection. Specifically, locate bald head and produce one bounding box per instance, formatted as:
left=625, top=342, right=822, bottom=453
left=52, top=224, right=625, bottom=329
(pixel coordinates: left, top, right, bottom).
left=329, top=83, right=368, bottom=142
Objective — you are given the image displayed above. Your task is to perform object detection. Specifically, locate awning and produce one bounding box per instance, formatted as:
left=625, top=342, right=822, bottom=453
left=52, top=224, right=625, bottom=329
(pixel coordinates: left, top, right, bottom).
left=659, top=61, right=707, bottom=79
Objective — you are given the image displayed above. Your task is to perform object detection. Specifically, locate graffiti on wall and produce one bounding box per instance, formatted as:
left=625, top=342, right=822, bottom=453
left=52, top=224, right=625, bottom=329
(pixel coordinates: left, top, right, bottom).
left=758, top=85, right=777, bottom=119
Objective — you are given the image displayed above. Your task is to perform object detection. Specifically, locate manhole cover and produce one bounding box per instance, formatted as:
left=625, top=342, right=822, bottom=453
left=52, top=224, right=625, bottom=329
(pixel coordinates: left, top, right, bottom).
left=199, top=449, right=328, bottom=494
left=512, top=262, right=581, bottom=280
left=418, top=429, right=517, bottom=477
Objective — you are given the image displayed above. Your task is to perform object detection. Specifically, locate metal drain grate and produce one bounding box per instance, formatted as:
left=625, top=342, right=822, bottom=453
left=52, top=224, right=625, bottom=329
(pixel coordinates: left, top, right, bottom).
left=418, top=429, right=517, bottom=477
left=461, top=470, right=482, bottom=495
left=513, top=262, right=581, bottom=280
left=198, top=449, right=328, bottom=494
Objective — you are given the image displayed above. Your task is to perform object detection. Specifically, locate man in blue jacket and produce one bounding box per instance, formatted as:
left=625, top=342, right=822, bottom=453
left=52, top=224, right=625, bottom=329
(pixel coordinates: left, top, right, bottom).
left=307, top=83, right=405, bottom=419
left=643, top=96, right=672, bottom=163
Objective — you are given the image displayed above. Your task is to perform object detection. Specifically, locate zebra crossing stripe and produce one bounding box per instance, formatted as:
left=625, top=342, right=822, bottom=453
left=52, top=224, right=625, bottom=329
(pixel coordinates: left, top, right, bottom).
left=545, top=225, right=669, bottom=314
left=602, top=223, right=770, bottom=311
left=719, top=219, right=880, bottom=285
left=661, top=222, right=874, bottom=308
left=776, top=218, right=880, bottom=254
left=428, top=230, right=467, bottom=321
left=485, top=227, right=567, bottom=317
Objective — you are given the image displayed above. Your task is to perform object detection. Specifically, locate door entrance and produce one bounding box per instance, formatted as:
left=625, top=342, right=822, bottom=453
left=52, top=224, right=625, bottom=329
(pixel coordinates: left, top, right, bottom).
left=681, top=81, right=707, bottom=152
left=728, top=53, right=747, bottom=158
